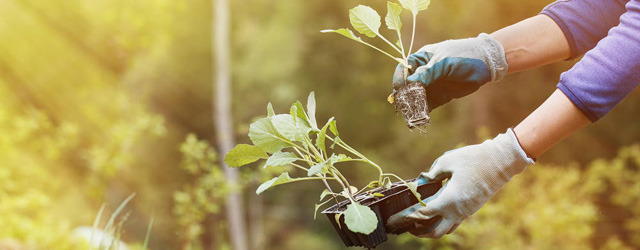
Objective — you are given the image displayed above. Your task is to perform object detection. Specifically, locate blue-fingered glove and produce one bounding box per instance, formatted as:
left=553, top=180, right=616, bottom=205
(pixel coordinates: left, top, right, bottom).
left=387, top=128, right=534, bottom=238
left=392, top=33, right=508, bottom=110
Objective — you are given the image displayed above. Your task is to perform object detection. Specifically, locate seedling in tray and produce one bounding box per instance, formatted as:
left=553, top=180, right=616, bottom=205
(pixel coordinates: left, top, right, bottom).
left=321, top=0, right=432, bottom=131
left=225, top=92, right=434, bottom=246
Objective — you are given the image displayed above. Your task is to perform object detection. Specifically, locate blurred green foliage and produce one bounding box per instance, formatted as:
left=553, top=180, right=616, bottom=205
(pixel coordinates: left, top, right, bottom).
left=0, top=0, right=639, bottom=249
left=173, top=134, right=229, bottom=249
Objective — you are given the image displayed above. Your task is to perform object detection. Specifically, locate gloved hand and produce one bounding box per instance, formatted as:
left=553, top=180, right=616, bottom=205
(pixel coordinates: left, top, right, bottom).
left=387, top=128, right=534, bottom=238
left=392, top=33, right=508, bottom=110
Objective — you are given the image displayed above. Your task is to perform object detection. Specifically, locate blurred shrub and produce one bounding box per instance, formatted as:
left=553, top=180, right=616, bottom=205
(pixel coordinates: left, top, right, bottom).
left=0, top=108, right=82, bottom=249
left=584, top=144, right=640, bottom=249
left=173, top=134, right=229, bottom=249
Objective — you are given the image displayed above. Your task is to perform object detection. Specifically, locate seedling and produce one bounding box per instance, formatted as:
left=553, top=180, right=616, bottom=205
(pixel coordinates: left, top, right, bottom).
left=321, top=0, right=432, bottom=131
left=225, top=92, right=424, bottom=235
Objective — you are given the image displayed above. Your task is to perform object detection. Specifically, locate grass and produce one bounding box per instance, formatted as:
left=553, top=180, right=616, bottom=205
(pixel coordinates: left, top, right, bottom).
left=88, top=193, right=155, bottom=250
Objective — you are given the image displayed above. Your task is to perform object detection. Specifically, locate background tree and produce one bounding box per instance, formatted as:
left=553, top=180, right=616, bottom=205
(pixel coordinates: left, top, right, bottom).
left=213, top=0, right=248, bottom=249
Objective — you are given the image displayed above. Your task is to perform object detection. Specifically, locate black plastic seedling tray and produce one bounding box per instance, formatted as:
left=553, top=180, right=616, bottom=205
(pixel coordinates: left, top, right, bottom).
left=321, top=180, right=442, bottom=248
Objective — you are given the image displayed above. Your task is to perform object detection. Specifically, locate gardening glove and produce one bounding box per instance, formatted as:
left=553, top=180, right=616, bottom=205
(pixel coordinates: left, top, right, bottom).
left=392, top=33, right=508, bottom=110
left=387, top=128, right=534, bottom=238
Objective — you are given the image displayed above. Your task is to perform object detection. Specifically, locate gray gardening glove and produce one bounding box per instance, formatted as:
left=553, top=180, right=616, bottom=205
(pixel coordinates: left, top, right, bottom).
left=387, top=128, right=534, bottom=238
left=392, top=33, right=508, bottom=109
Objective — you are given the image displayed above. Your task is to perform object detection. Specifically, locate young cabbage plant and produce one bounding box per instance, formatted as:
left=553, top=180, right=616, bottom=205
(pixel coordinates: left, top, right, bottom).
left=321, top=0, right=431, bottom=69
left=225, top=92, right=424, bottom=235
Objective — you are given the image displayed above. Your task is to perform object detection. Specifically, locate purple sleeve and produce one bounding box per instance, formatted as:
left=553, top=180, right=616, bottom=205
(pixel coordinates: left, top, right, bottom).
left=540, top=0, right=628, bottom=59
left=556, top=0, right=640, bottom=122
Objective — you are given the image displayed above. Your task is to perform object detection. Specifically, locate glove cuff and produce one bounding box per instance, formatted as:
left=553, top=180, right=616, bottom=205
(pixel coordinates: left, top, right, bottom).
left=493, top=128, right=535, bottom=178
left=478, top=33, right=508, bottom=83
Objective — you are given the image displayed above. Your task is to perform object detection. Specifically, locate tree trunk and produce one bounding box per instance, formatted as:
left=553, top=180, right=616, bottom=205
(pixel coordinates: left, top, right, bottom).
left=249, top=187, right=264, bottom=250
left=213, top=0, right=248, bottom=249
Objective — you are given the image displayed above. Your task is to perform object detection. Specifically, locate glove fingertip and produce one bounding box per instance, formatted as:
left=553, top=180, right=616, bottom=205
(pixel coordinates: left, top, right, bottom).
left=387, top=213, right=413, bottom=231
left=405, top=74, right=419, bottom=83
left=422, top=170, right=440, bottom=182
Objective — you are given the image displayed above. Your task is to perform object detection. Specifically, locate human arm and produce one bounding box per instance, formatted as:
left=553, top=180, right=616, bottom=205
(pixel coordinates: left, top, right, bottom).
left=385, top=90, right=588, bottom=238
left=393, top=0, right=630, bottom=110
left=490, top=15, right=570, bottom=74
left=387, top=0, right=640, bottom=239
left=393, top=15, right=570, bottom=109
left=514, top=89, right=590, bottom=158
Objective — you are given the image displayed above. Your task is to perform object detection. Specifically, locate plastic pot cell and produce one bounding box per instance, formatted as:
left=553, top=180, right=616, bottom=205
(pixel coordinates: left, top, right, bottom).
left=321, top=179, right=442, bottom=248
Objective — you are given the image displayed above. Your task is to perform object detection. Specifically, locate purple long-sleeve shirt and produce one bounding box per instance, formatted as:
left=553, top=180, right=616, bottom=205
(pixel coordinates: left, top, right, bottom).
left=540, top=0, right=640, bottom=122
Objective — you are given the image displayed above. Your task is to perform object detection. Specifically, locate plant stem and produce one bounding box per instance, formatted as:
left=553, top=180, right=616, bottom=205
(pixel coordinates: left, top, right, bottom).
left=327, top=136, right=384, bottom=182
left=288, top=177, right=334, bottom=183
left=293, top=147, right=304, bottom=158
left=357, top=39, right=411, bottom=68
left=320, top=178, right=342, bottom=208
left=382, top=173, right=405, bottom=183
left=333, top=168, right=354, bottom=197
left=375, top=31, right=405, bottom=57
left=408, top=14, right=417, bottom=55
left=292, top=147, right=317, bottom=166
left=329, top=168, right=349, bottom=196
left=287, top=141, right=313, bottom=157
left=291, top=163, right=310, bottom=172
left=303, top=135, right=324, bottom=162
left=395, top=29, right=407, bottom=63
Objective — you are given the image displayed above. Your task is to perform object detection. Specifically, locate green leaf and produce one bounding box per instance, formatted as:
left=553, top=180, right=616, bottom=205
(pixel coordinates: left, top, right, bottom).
left=267, top=102, right=275, bottom=117
left=265, top=151, right=298, bottom=167
left=329, top=120, right=339, bottom=137
left=340, top=186, right=359, bottom=198
left=314, top=204, right=322, bottom=220
left=290, top=105, right=298, bottom=124
left=330, top=136, right=340, bottom=149
left=271, top=114, right=298, bottom=141
left=293, top=101, right=308, bottom=122
left=407, top=180, right=426, bottom=206
left=335, top=154, right=352, bottom=162
left=320, top=189, right=334, bottom=201
left=344, top=202, right=378, bottom=234
left=315, top=117, right=334, bottom=152
left=349, top=5, right=381, bottom=38
left=271, top=114, right=311, bottom=142
left=396, top=40, right=403, bottom=48
left=256, top=172, right=294, bottom=194
left=290, top=103, right=315, bottom=137
left=224, top=144, right=268, bottom=167
left=372, top=193, right=385, bottom=197
left=249, top=117, right=291, bottom=153
left=308, top=161, right=328, bottom=176
left=320, top=28, right=364, bottom=43
left=383, top=177, right=392, bottom=189
left=385, top=2, right=403, bottom=31
left=307, top=92, right=319, bottom=131
left=398, top=0, right=430, bottom=16
left=326, top=153, right=352, bottom=169
left=335, top=213, right=344, bottom=229
left=367, top=181, right=382, bottom=188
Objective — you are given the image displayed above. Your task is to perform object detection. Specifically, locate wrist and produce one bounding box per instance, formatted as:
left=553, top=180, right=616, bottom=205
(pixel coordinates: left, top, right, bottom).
left=478, top=33, right=508, bottom=83
left=500, top=128, right=535, bottom=174
left=511, top=128, right=537, bottom=162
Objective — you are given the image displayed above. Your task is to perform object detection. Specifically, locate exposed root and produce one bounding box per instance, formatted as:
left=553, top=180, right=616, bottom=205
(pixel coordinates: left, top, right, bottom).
left=394, top=82, right=430, bottom=132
